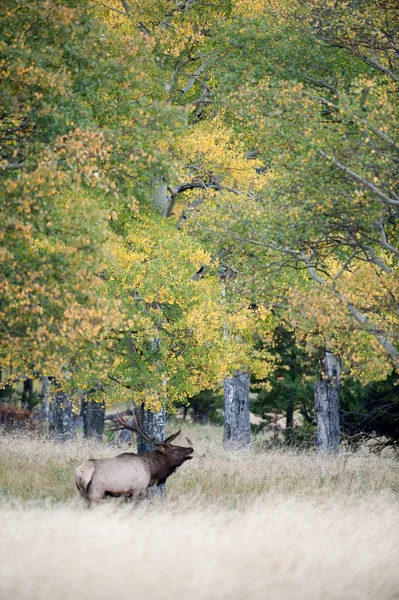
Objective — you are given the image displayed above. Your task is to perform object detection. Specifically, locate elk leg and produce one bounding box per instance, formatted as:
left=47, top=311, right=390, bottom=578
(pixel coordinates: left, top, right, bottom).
left=86, top=487, right=103, bottom=508
left=131, top=489, right=146, bottom=503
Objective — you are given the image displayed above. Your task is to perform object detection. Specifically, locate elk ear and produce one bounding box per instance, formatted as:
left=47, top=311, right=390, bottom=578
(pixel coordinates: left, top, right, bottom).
left=155, top=444, right=167, bottom=454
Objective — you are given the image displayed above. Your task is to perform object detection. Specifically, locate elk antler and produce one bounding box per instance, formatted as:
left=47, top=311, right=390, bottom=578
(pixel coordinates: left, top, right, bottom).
left=115, top=412, right=161, bottom=446
left=164, top=429, right=181, bottom=444
left=114, top=412, right=181, bottom=446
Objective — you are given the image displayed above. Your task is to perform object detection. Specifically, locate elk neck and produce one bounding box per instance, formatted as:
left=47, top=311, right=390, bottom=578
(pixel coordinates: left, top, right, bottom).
left=143, top=450, right=177, bottom=485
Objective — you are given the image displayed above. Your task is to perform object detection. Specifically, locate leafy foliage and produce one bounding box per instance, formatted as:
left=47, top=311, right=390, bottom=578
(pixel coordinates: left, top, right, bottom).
left=2, top=0, right=398, bottom=424
left=97, top=203, right=275, bottom=411
left=175, top=0, right=399, bottom=380
left=1, top=0, right=183, bottom=379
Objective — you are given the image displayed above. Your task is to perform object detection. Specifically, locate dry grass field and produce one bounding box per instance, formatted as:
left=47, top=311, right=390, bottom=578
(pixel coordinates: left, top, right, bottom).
left=0, top=424, right=398, bottom=600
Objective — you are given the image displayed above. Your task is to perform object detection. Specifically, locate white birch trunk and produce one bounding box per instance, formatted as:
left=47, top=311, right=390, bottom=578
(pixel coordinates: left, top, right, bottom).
left=82, top=399, right=105, bottom=441
left=52, top=386, right=76, bottom=442
left=135, top=177, right=170, bottom=498
left=136, top=404, right=166, bottom=498
left=224, top=371, right=251, bottom=449
left=150, top=177, right=169, bottom=217
left=39, top=376, right=51, bottom=422
left=314, top=352, right=340, bottom=455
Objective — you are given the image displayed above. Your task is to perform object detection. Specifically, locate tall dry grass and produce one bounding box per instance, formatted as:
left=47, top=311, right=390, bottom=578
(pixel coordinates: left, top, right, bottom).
left=0, top=426, right=398, bottom=599
left=0, top=425, right=398, bottom=505
left=1, top=497, right=398, bottom=600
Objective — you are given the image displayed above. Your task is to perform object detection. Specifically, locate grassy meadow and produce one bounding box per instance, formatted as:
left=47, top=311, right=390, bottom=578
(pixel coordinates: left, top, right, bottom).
left=0, top=424, right=398, bottom=600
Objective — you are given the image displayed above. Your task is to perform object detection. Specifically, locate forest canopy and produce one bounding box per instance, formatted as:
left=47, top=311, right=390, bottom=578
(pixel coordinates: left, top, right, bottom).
left=1, top=0, right=398, bottom=423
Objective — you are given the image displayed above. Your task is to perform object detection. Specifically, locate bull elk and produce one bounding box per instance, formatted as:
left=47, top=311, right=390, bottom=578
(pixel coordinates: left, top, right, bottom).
left=75, top=413, right=193, bottom=507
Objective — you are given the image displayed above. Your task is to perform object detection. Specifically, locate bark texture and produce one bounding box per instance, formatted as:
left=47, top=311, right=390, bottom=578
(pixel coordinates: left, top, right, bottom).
left=21, top=378, right=34, bottom=409
left=136, top=404, right=166, bottom=498
left=151, top=177, right=169, bottom=217
left=136, top=176, right=169, bottom=497
left=52, top=388, right=76, bottom=442
left=39, top=376, right=51, bottom=421
left=82, top=399, right=105, bottom=441
left=114, top=427, right=132, bottom=445
left=286, top=403, right=294, bottom=430
left=314, top=352, right=341, bottom=455
left=224, top=371, right=251, bottom=449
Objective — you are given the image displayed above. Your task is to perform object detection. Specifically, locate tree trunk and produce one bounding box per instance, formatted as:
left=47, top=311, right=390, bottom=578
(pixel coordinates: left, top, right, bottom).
left=286, top=403, right=294, bottom=430
left=114, top=427, right=132, bottom=445
left=0, top=368, right=6, bottom=402
left=22, top=378, right=34, bottom=409
left=136, top=404, right=166, bottom=499
left=151, top=177, right=169, bottom=217
left=192, top=407, right=208, bottom=424
left=39, top=376, right=51, bottom=421
left=314, top=352, right=340, bottom=455
left=134, top=176, right=168, bottom=497
left=224, top=371, right=251, bottom=449
left=82, top=399, right=105, bottom=441
left=0, top=367, right=13, bottom=403
left=52, top=387, right=76, bottom=442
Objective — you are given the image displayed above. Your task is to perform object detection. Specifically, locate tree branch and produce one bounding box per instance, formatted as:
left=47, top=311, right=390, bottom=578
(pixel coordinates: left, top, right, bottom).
left=107, top=375, right=133, bottom=389
left=297, top=251, right=399, bottom=368
left=2, top=161, right=25, bottom=170
left=180, top=61, right=207, bottom=94
left=319, top=149, right=399, bottom=207
left=376, top=220, right=399, bottom=257
left=101, top=3, right=129, bottom=16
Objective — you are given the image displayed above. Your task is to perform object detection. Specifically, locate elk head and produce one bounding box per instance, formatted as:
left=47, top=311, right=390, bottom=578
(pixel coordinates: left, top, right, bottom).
left=115, top=412, right=194, bottom=467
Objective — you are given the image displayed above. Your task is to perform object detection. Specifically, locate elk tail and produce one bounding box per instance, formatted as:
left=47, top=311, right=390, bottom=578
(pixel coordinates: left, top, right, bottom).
left=74, top=461, right=95, bottom=494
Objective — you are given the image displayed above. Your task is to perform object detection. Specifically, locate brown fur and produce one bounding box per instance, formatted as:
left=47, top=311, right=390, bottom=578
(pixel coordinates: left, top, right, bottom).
left=75, top=443, right=193, bottom=507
